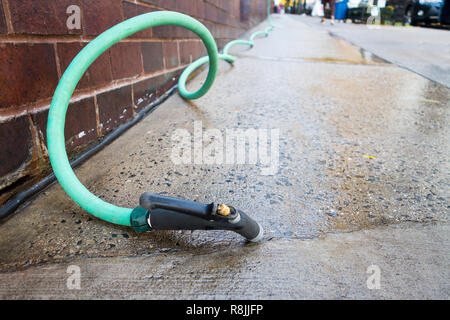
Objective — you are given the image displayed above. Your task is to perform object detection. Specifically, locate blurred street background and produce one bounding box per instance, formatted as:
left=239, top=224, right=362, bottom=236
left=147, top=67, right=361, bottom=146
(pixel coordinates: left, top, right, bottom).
left=276, top=0, right=450, bottom=87
left=275, top=0, right=450, bottom=29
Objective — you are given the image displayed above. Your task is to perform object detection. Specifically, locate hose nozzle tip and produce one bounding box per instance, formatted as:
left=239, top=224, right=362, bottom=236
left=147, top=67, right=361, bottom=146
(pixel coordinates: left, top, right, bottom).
left=217, top=204, right=231, bottom=216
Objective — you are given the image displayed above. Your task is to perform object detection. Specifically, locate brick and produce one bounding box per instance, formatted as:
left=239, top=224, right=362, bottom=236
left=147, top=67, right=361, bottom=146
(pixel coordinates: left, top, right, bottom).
left=0, top=116, right=32, bottom=177
left=153, top=20, right=194, bottom=39
left=33, top=97, right=98, bottom=152
left=133, top=76, right=160, bottom=111
left=122, top=1, right=153, bottom=39
left=218, top=0, right=232, bottom=12
left=110, top=42, right=143, bottom=80
left=156, top=0, right=177, bottom=10
left=141, top=41, right=164, bottom=73
left=81, top=0, right=123, bottom=35
left=206, top=3, right=218, bottom=22
left=196, top=0, right=206, bottom=19
left=0, top=3, right=7, bottom=34
left=9, top=0, right=82, bottom=35
left=179, top=41, right=193, bottom=65
left=163, top=42, right=179, bottom=68
left=136, top=4, right=155, bottom=16
left=152, top=24, right=176, bottom=38
left=180, top=40, right=206, bottom=64
left=214, top=24, right=224, bottom=38
left=148, top=6, right=196, bottom=39
left=240, top=0, right=250, bottom=23
left=217, top=8, right=227, bottom=24
left=203, top=21, right=216, bottom=37
left=193, top=41, right=207, bottom=60
left=57, top=42, right=113, bottom=90
left=97, top=85, right=133, bottom=134
left=0, top=43, right=59, bottom=109
left=139, top=0, right=160, bottom=6
left=158, top=69, right=181, bottom=92
left=177, top=0, right=194, bottom=16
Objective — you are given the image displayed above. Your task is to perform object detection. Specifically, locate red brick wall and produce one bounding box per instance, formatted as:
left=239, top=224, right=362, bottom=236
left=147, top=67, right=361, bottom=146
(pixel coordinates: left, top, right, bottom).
left=0, top=0, right=269, bottom=205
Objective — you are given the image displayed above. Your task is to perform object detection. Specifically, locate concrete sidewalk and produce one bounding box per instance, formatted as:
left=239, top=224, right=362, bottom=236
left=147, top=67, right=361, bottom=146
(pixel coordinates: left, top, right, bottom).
left=298, top=15, right=450, bottom=88
left=0, top=14, right=448, bottom=299
left=1, top=223, right=448, bottom=299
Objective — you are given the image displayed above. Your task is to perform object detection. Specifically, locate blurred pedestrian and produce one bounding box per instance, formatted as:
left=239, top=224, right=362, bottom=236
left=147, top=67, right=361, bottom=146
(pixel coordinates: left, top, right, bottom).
left=320, top=0, right=335, bottom=25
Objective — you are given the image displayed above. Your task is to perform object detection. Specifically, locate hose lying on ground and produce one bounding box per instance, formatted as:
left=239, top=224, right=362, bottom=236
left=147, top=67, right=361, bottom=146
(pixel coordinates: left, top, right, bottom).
left=46, top=1, right=274, bottom=241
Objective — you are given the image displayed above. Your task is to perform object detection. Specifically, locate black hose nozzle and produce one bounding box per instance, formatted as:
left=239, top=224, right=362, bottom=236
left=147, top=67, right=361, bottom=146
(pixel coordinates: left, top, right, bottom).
left=130, top=192, right=264, bottom=242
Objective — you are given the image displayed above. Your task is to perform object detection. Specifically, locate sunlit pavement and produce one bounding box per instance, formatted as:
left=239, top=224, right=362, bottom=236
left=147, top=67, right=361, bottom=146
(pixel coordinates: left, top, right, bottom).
left=0, top=14, right=448, bottom=299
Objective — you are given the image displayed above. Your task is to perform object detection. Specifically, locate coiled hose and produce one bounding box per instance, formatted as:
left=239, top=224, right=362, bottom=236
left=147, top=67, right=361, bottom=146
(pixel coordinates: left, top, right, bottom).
left=47, top=1, right=274, bottom=240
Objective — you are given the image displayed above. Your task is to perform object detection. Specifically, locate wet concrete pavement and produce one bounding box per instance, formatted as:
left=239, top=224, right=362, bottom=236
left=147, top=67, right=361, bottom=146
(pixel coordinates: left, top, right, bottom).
left=1, top=223, right=448, bottom=299
left=0, top=14, right=449, bottom=299
left=298, top=15, right=450, bottom=88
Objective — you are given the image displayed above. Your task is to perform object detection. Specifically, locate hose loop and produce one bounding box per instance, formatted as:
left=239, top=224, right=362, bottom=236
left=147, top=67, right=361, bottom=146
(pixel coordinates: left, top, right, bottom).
left=47, top=2, right=275, bottom=227
left=179, top=7, right=275, bottom=96
left=47, top=12, right=219, bottom=226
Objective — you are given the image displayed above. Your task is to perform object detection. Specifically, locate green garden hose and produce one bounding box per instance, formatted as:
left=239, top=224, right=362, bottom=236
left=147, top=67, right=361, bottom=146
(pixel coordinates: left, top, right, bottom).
left=47, top=2, right=274, bottom=229
left=179, top=5, right=275, bottom=97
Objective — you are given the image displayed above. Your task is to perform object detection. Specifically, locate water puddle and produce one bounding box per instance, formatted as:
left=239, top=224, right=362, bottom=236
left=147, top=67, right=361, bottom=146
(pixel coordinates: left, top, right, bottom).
left=329, top=32, right=391, bottom=64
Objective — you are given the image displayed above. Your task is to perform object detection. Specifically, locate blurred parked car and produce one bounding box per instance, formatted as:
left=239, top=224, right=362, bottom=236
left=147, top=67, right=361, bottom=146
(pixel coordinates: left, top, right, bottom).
left=345, top=0, right=449, bottom=25
left=441, top=0, right=450, bottom=24
left=404, top=0, right=445, bottom=25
